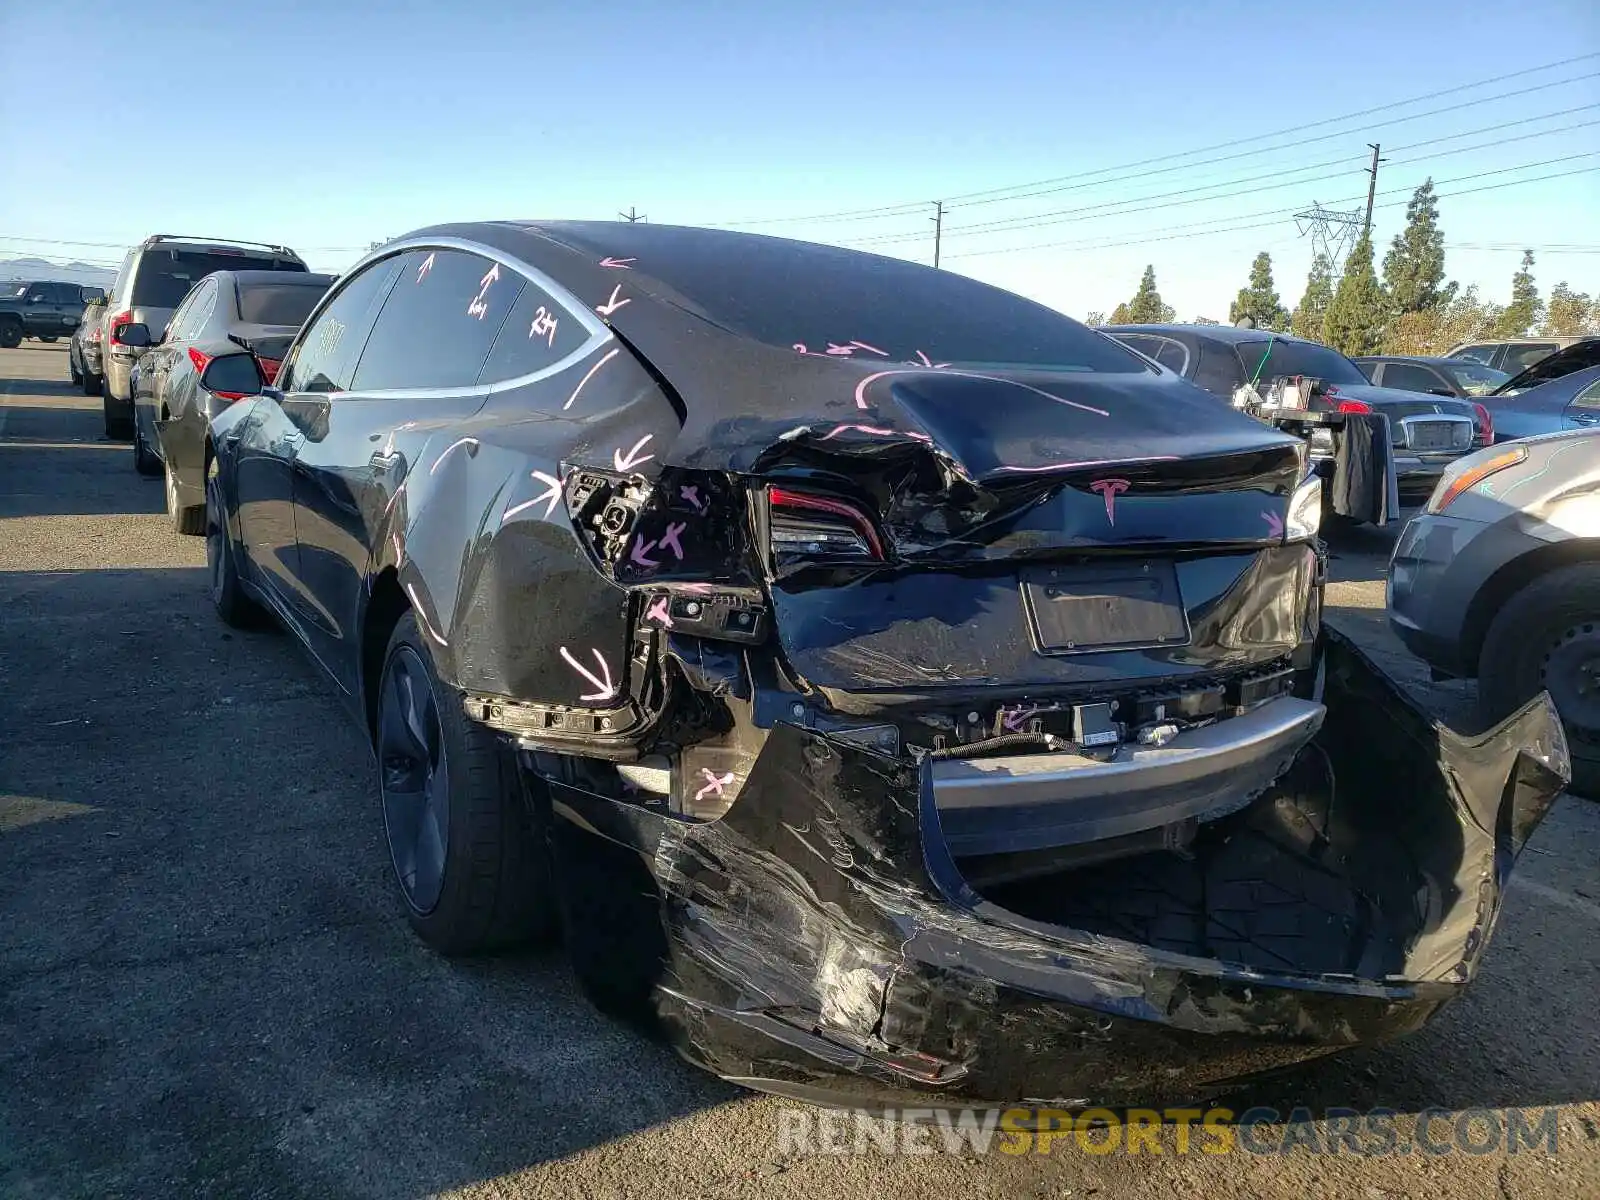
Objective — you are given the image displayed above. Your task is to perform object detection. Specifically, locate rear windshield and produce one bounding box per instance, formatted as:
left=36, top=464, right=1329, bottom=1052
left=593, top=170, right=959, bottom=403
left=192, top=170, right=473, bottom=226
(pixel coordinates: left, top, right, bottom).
left=1235, top=337, right=1368, bottom=386
left=133, top=249, right=305, bottom=307
left=1440, top=362, right=1509, bottom=396
left=237, top=281, right=326, bottom=326
left=548, top=226, right=1147, bottom=374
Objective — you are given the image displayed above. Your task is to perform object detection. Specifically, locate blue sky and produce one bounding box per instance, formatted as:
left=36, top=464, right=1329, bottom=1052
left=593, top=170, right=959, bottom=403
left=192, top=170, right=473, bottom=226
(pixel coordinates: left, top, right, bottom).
left=2, top=0, right=1596, bottom=320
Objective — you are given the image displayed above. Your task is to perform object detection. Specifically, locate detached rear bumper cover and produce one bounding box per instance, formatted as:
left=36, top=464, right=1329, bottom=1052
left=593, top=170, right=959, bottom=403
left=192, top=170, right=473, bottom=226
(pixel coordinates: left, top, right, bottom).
left=545, top=630, right=1566, bottom=1107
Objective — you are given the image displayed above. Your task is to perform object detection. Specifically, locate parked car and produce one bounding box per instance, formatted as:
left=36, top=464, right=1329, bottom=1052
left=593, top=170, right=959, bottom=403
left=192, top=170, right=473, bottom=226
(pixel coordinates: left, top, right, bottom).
left=1389, top=427, right=1600, bottom=795
left=68, top=294, right=108, bottom=394
left=1487, top=337, right=1600, bottom=398
left=1108, top=325, right=1486, bottom=501
left=120, top=269, right=335, bottom=530
left=1447, top=335, right=1588, bottom=374
left=99, top=235, right=308, bottom=438
left=204, top=221, right=1563, bottom=1108
left=1352, top=354, right=1509, bottom=399
left=1475, top=365, right=1600, bottom=442
left=0, top=280, right=103, bottom=348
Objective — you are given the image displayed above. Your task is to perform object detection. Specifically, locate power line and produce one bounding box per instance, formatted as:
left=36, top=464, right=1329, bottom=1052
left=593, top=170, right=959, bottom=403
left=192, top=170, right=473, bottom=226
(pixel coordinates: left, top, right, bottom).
left=711, top=53, right=1600, bottom=226
left=941, top=161, right=1600, bottom=261
left=843, top=118, right=1600, bottom=248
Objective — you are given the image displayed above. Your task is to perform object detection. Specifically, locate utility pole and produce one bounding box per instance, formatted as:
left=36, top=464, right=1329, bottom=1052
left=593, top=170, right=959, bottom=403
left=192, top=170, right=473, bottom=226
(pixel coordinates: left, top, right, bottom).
left=1362, top=144, right=1386, bottom=238
left=619, top=206, right=647, bottom=223
left=931, top=200, right=943, bottom=269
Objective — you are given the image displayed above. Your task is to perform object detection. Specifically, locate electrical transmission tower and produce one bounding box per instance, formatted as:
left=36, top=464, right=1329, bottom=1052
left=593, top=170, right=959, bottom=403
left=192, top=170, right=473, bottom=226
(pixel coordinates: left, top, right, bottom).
left=618, top=207, right=647, bottom=223
left=1293, top=202, right=1364, bottom=280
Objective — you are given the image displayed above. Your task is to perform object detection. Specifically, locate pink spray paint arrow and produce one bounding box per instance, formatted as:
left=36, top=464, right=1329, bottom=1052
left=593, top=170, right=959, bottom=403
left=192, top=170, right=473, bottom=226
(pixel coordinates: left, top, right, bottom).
left=613, top=434, right=654, bottom=472
left=1262, top=510, right=1285, bottom=538
left=658, top=521, right=687, bottom=560
left=559, top=646, right=616, bottom=701
left=1002, top=705, right=1042, bottom=733
left=629, top=535, right=660, bottom=569
left=466, top=263, right=501, bottom=319
left=694, top=768, right=736, bottom=802
left=563, top=346, right=619, bottom=411
left=595, top=284, right=630, bottom=317
left=502, top=469, right=566, bottom=524
left=599, top=256, right=635, bottom=269
left=415, top=252, right=435, bottom=283
left=644, top=596, right=673, bottom=628
left=679, top=485, right=705, bottom=513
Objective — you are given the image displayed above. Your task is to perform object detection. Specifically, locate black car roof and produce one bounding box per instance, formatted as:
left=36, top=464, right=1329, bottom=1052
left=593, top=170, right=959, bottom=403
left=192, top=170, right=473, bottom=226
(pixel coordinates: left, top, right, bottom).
left=1352, top=355, right=1485, bottom=365
left=1107, top=323, right=1311, bottom=345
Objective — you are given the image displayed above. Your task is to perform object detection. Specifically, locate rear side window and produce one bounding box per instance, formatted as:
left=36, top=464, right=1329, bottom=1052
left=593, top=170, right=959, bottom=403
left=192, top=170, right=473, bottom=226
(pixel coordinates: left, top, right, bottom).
left=1150, top=336, right=1189, bottom=374
left=351, top=250, right=525, bottom=392
left=238, top=282, right=327, bottom=326
left=281, top=258, right=404, bottom=394
left=1354, top=360, right=1379, bottom=382
left=133, top=248, right=306, bottom=307
left=1111, top=333, right=1160, bottom=360
left=171, top=279, right=218, bottom=341
left=478, top=281, right=590, bottom=385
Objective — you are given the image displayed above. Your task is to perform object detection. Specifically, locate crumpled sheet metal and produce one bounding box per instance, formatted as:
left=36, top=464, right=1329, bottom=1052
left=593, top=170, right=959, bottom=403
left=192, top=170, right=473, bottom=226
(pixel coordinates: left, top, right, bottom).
left=544, top=628, right=1567, bottom=1107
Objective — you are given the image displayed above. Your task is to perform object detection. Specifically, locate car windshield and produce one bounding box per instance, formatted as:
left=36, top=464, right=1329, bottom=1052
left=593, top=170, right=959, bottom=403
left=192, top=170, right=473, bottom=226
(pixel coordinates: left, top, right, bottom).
left=133, top=249, right=305, bottom=308
left=1441, top=362, right=1509, bottom=396
left=1235, top=337, right=1369, bottom=386
left=546, top=225, right=1149, bottom=374
left=237, top=282, right=327, bottom=326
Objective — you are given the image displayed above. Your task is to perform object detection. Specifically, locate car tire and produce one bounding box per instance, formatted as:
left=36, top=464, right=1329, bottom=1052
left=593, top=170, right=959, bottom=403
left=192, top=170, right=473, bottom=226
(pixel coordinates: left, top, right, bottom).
left=102, top=378, right=132, bottom=439
left=69, top=355, right=81, bottom=385
left=38, top=335, right=57, bottom=343
left=165, top=458, right=205, bottom=535
left=376, top=611, right=556, bottom=955
left=1478, top=563, right=1600, bottom=800
left=206, top=464, right=266, bottom=628
left=0, top=320, right=21, bottom=349
left=132, top=418, right=162, bottom=477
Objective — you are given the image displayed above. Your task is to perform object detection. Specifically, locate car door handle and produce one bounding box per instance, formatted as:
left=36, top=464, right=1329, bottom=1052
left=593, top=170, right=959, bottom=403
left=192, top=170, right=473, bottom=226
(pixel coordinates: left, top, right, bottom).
left=1571, top=412, right=1599, bottom=426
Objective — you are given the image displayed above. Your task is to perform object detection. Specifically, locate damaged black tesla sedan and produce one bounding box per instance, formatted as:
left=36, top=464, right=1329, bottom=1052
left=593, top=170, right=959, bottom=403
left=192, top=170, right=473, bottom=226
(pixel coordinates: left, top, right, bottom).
left=205, top=221, right=1568, bottom=1108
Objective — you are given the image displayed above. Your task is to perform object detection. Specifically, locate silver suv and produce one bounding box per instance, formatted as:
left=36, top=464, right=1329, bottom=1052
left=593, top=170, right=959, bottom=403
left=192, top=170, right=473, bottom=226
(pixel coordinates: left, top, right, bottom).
left=100, top=235, right=307, bottom=437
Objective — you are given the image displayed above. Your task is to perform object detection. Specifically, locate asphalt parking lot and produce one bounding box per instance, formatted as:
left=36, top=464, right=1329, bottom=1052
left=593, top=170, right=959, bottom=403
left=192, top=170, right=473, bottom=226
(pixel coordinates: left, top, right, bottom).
left=2, top=342, right=1597, bottom=1199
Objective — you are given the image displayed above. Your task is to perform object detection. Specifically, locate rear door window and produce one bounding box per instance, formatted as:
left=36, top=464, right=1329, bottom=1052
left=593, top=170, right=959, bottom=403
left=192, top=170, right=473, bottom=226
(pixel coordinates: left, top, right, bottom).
left=1503, top=343, right=1560, bottom=373
left=350, top=250, right=524, bottom=392
left=1450, top=344, right=1500, bottom=367
left=1150, top=336, right=1190, bottom=375
left=477, top=279, right=590, bottom=386
left=133, top=249, right=305, bottom=307
left=1192, top=338, right=1247, bottom=397
left=237, top=282, right=329, bottom=327
left=280, top=257, right=405, bottom=394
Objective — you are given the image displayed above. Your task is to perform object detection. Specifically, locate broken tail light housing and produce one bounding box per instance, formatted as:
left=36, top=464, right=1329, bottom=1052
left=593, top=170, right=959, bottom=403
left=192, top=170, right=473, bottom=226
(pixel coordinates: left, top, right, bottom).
left=257, top=356, right=282, bottom=385
left=1427, top=444, right=1528, bottom=515
left=1335, top=398, right=1373, bottom=414
left=107, top=310, right=135, bottom=345
left=767, top=486, right=885, bottom=562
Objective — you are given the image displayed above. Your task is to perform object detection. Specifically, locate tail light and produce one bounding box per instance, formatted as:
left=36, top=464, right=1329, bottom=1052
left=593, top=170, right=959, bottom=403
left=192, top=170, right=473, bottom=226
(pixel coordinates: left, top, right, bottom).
left=257, top=357, right=281, bottom=385
left=187, top=346, right=213, bottom=374
left=767, top=486, right=885, bottom=561
left=1335, top=398, right=1373, bottom=414
left=1473, top=402, right=1493, bottom=445
left=108, top=310, right=134, bottom=344
left=1427, top=445, right=1528, bottom=514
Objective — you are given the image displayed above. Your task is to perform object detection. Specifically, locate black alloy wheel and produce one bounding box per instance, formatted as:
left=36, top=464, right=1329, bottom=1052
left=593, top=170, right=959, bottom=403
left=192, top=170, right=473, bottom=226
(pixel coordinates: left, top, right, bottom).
left=378, top=642, right=453, bottom=917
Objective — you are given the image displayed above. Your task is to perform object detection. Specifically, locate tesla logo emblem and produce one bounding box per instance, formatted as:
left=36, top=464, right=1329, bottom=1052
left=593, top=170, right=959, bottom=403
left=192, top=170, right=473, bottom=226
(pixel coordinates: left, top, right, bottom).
left=1089, top=478, right=1131, bottom=525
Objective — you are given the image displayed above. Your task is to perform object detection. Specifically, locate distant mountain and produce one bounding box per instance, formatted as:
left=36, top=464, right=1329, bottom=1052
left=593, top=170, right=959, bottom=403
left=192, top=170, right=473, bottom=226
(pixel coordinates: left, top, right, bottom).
left=0, top=256, right=119, bottom=289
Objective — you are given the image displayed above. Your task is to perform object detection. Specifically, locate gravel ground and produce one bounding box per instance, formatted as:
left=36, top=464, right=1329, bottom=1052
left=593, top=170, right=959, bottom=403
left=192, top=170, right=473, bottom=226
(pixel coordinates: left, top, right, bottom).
left=2, top=344, right=1596, bottom=1199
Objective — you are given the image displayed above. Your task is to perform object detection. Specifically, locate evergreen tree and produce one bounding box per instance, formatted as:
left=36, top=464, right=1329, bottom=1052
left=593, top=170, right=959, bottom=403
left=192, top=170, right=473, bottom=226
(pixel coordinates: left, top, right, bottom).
left=1542, top=283, right=1600, bottom=337
left=1228, top=252, right=1289, bottom=330
left=1126, top=266, right=1170, bottom=323
left=1321, top=233, right=1388, bottom=355
left=1290, top=254, right=1334, bottom=341
left=1495, top=250, right=1543, bottom=337
left=1108, top=302, right=1133, bottom=325
left=1381, top=179, right=1456, bottom=316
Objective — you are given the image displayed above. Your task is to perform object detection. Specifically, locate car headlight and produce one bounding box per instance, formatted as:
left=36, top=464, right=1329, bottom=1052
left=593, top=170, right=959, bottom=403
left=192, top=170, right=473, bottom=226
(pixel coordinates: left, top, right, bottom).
left=1285, top=473, right=1322, bottom=541
left=1426, top=445, right=1527, bottom=514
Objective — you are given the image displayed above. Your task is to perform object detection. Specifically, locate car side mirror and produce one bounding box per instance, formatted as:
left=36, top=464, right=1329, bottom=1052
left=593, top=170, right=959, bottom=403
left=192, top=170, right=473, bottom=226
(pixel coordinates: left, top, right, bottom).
left=119, top=323, right=152, bottom=348
left=81, top=288, right=105, bottom=302
left=25, top=294, right=43, bottom=305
